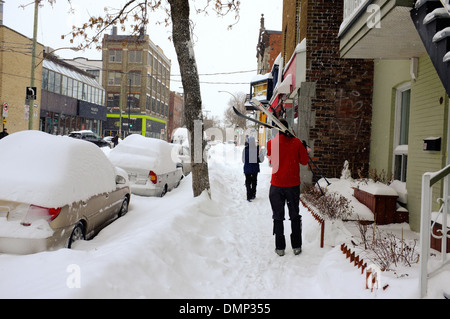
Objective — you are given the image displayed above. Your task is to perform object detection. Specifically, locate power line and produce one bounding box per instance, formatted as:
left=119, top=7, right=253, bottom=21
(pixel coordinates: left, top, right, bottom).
left=170, top=79, right=250, bottom=85
left=171, top=69, right=257, bottom=77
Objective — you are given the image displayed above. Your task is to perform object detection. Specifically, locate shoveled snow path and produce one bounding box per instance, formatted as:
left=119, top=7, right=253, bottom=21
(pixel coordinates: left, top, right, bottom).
left=1, top=144, right=427, bottom=299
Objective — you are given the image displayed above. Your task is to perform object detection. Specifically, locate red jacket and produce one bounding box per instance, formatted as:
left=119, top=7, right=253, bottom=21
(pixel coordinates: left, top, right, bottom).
left=267, top=133, right=309, bottom=187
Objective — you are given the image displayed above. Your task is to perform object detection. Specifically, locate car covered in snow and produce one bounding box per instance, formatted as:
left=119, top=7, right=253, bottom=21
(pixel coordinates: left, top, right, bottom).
left=0, top=131, right=131, bottom=254
left=107, top=134, right=183, bottom=197
left=68, top=130, right=111, bottom=148
left=171, top=127, right=191, bottom=176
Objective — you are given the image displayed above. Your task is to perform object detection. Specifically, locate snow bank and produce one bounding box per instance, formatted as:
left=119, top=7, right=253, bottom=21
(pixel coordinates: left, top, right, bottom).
left=358, top=182, right=398, bottom=196
left=317, top=178, right=374, bottom=221
left=0, top=131, right=116, bottom=208
left=0, top=143, right=448, bottom=299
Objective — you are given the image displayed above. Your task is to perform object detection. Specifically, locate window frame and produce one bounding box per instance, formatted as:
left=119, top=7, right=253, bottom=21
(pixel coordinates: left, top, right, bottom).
left=393, top=82, right=411, bottom=182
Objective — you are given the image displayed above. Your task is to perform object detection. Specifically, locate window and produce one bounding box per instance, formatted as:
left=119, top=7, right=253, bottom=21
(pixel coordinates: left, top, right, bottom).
left=107, top=93, right=120, bottom=108
left=42, top=69, right=49, bottom=91
left=109, top=50, right=122, bottom=63
left=147, top=74, right=152, bottom=89
left=128, top=72, right=141, bottom=86
left=127, top=94, right=140, bottom=109
left=72, top=80, right=79, bottom=99
left=54, top=73, right=62, bottom=94
left=48, top=71, right=55, bottom=92
left=108, top=71, right=122, bottom=86
left=67, top=77, right=73, bottom=97
left=129, top=50, right=142, bottom=63
left=146, top=95, right=151, bottom=111
left=62, top=76, right=68, bottom=96
left=393, top=84, right=410, bottom=182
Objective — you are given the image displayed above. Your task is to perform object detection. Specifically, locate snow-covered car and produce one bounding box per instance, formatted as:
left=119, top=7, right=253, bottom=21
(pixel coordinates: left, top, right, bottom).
left=0, top=131, right=131, bottom=254
left=171, top=127, right=191, bottom=176
left=108, top=134, right=184, bottom=197
left=68, top=130, right=111, bottom=148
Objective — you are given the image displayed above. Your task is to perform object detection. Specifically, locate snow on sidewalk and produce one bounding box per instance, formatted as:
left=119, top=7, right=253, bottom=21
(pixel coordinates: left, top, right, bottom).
left=0, top=143, right=443, bottom=298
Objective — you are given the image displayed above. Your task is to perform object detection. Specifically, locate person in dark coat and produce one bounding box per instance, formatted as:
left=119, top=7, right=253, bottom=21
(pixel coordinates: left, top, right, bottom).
left=267, top=119, right=309, bottom=257
left=0, top=128, right=8, bottom=139
left=242, top=136, right=264, bottom=201
left=112, top=134, right=119, bottom=147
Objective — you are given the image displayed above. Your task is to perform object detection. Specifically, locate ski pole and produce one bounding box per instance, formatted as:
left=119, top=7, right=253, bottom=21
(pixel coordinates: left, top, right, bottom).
left=302, top=140, right=331, bottom=187
left=308, top=160, right=326, bottom=196
left=308, top=156, right=331, bottom=186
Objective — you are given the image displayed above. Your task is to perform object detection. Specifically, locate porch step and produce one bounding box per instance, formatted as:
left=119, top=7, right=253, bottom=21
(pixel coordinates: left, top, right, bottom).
left=411, top=0, right=450, bottom=96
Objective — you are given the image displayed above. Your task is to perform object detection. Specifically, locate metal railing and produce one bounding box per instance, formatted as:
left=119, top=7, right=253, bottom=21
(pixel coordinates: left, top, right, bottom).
left=420, top=164, right=450, bottom=297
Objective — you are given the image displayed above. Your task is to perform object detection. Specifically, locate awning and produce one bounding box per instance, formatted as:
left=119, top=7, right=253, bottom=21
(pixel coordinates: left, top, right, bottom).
left=276, top=74, right=292, bottom=94
left=270, top=94, right=293, bottom=113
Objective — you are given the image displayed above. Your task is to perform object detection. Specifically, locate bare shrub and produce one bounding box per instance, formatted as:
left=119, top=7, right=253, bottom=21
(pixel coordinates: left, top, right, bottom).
left=301, top=186, right=353, bottom=220
left=355, top=219, right=419, bottom=270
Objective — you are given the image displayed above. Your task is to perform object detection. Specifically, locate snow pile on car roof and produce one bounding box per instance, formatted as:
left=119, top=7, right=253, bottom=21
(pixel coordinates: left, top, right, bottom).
left=0, top=131, right=116, bottom=207
left=108, top=134, right=179, bottom=174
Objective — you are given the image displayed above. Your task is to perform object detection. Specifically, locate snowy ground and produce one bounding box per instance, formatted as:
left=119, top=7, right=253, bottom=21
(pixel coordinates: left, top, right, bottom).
left=0, top=143, right=448, bottom=299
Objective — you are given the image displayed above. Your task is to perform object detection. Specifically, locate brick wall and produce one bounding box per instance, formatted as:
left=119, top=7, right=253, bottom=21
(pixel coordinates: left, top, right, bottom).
left=305, top=0, right=374, bottom=178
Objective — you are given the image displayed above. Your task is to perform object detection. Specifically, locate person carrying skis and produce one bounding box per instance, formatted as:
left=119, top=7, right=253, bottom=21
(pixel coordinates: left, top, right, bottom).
left=242, top=136, right=264, bottom=201
left=267, top=119, right=309, bottom=256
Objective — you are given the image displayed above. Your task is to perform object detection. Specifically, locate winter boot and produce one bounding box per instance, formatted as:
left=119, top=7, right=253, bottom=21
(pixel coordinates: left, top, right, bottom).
left=290, top=217, right=302, bottom=252
left=275, top=249, right=285, bottom=256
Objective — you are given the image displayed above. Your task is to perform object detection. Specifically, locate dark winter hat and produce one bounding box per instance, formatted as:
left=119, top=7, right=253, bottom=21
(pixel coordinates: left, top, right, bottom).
left=279, top=119, right=290, bottom=136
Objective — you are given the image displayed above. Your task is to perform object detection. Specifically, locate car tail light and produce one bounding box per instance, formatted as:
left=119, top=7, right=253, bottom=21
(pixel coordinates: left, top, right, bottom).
left=149, top=170, right=157, bottom=184
left=21, top=205, right=62, bottom=226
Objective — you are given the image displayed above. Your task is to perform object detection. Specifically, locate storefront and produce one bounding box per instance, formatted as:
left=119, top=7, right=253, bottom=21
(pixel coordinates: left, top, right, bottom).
left=40, top=91, right=107, bottom=135
left=104, top=113, right=167, bottom=140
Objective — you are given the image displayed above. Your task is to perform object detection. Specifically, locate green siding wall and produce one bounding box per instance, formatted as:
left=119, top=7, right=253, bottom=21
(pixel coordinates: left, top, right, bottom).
left=369, top=56, right=448, bottom=232
left=370, top=59, right=411, bottom=173
left=408, top=55, right=448, bottom=231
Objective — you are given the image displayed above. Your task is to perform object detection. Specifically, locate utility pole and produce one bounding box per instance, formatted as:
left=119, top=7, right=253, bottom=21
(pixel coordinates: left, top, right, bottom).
left=28, top=0, right=39, bottom=130
left=128, top=78, right=131, bottom=136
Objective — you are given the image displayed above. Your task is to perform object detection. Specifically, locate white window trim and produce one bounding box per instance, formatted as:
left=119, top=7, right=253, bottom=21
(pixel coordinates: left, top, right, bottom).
left=393, top=82, right=411, bottom=182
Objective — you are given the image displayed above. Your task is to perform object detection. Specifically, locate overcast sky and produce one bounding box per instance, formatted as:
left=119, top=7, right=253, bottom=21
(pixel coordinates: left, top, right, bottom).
left=4, top=0, right=282, bottom=120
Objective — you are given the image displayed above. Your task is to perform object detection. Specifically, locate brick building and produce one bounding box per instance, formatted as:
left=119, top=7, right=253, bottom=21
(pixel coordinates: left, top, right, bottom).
left=168, top=91, right=184, bottom=142
left=278, top=0, right=374, bottom=182
left=256, top=14, right=282, bottom=75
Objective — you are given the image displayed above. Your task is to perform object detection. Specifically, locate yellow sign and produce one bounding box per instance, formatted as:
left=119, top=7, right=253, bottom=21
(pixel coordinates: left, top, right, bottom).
left=2, top=118, right=6, bottom=125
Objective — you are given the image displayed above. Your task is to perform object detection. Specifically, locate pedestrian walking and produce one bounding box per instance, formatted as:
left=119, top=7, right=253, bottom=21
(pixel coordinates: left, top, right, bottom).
left=242, top=136, right=264, bottom=201
left=112, top=134, right=119, bottom=147
left=267, top=119, right=309, bottom=256
left=0, top=128, right=8, bottom=139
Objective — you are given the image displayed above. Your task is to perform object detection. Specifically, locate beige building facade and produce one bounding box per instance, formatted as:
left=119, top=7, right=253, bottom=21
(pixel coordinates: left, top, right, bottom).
left=102, top=28, right=171, bottom=139
left=0, top=25, right=43, bottom=133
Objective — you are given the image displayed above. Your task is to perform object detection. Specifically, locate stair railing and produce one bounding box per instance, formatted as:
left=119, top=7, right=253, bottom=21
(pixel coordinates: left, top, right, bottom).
left=420, top=164, right=450, bottom=297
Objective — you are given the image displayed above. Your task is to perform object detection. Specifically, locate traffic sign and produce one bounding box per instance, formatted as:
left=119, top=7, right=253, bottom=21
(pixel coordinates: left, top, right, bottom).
left=2, top=118, right=6, bottom=125
left=26, top=87, right=37, bottom=100
left=2, top=103, right=8, bottom=118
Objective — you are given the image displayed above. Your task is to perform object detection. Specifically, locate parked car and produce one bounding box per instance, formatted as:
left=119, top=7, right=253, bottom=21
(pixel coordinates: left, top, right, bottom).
left=108, top=134, right=183, bottom=197
left=0, top=131, right=131, bottom=254
left=69, top=130, right=111, bottom=148
left=171, top=127, right=191, bottom=176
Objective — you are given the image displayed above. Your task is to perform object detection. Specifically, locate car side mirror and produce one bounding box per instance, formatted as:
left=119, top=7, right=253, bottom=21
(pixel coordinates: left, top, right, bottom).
left=116, top=175, right=127, bottom=184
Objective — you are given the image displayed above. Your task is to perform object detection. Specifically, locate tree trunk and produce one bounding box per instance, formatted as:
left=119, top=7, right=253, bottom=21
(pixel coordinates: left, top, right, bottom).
left=168, top=0, right=211, bottom=198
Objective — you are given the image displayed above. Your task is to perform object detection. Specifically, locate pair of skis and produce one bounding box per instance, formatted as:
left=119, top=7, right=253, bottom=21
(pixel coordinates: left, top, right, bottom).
left=233, top=98, right=331, bottom=194
left=233, top=98, right=295, bottom=137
